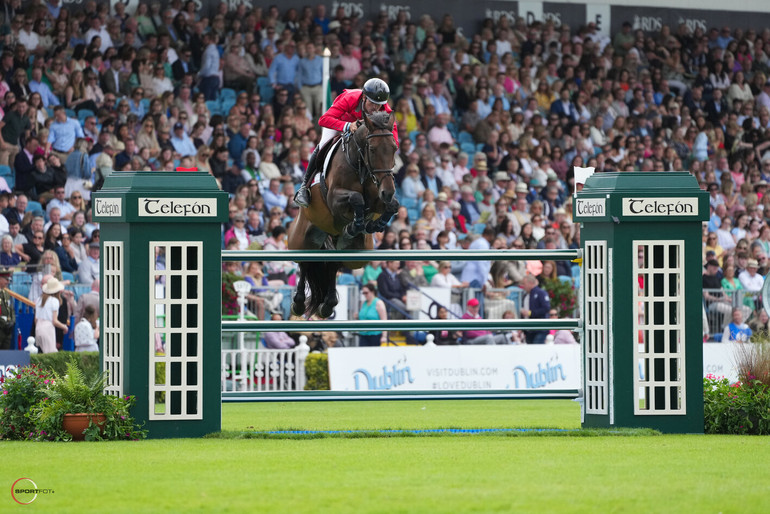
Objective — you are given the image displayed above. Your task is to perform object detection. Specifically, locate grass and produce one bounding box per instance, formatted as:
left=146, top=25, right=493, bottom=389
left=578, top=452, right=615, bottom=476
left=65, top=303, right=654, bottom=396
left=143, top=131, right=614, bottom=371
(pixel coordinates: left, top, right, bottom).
left=222, top=399, right=582, bottom=432
left=2, top=400, right=769, bottom=513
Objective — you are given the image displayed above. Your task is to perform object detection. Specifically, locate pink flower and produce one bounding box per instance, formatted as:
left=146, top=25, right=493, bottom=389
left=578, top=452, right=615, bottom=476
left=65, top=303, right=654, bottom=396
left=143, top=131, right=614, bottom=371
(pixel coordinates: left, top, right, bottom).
left=2, top=390, right=7, bottom=395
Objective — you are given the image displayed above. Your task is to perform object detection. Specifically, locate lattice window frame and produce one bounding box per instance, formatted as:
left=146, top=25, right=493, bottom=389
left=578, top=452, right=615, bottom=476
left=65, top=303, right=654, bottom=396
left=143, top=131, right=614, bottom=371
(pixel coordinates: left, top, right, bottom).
left=584, top=241, right=609, bottom=415
left=103, top=242, right=124, bottom=397
left=149, top=242, right=204, bottom=421
left=633, top=240, right=686, bottom=415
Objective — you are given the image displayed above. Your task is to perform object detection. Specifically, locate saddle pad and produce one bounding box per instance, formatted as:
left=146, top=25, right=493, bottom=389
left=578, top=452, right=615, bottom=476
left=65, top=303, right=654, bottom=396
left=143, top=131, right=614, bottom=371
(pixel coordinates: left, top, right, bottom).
left=311, top=138, right=343, bottom=187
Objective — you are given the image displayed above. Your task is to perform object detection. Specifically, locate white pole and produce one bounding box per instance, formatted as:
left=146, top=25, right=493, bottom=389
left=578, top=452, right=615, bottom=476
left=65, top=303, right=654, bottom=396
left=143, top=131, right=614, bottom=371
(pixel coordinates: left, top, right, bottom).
left=322, top=47, right=331, bottom=113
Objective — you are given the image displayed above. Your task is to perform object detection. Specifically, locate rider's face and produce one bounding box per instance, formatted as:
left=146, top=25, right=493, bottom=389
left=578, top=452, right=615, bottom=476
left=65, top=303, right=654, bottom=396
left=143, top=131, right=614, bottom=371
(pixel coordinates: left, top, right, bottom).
left=363, top=98, right=383, bottom=114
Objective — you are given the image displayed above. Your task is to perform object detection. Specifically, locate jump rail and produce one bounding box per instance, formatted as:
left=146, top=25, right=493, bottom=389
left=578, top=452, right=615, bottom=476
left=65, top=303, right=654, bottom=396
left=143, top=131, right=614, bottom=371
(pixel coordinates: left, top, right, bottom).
left=222, top=319, right=581, bottom=332
left=222, top=249, right=582, bottom=262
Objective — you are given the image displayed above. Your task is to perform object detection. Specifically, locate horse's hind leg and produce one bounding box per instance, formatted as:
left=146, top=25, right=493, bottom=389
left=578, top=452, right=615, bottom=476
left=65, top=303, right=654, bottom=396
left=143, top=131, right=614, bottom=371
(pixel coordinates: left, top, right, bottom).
left=318, top=262, right=340, bottom=319
left=291, top=265, right=307, bottom=316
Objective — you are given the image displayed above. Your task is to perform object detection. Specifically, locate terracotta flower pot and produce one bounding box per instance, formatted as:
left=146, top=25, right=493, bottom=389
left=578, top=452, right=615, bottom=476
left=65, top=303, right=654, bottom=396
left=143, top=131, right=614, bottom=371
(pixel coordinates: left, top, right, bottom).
left=62, top=413, right=107, bottom=441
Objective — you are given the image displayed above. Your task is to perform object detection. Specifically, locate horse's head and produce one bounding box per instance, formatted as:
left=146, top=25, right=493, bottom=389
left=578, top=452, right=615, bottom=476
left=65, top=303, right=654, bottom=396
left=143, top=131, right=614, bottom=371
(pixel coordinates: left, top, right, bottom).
left=361, top=111, right=397, bottom=205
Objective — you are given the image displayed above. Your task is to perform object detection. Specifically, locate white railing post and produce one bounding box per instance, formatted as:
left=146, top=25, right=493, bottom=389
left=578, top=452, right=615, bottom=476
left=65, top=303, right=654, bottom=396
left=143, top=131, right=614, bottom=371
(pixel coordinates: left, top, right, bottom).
left=296, top=335, right=310, bottom=390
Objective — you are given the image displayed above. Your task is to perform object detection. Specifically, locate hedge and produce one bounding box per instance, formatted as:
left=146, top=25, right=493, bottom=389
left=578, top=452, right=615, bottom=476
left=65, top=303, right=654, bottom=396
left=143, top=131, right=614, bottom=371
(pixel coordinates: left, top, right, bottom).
left=30, top=352, right=100, bottom=381
left=304, top=353, right=329, bottom=390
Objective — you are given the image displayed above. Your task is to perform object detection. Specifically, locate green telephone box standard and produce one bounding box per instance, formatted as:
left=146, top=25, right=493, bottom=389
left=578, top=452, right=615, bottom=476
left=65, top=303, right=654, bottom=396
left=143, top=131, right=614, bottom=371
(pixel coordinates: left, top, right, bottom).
left=575, top=172, right=708, bottom=433
left=93, top=171, right=228, bottom=438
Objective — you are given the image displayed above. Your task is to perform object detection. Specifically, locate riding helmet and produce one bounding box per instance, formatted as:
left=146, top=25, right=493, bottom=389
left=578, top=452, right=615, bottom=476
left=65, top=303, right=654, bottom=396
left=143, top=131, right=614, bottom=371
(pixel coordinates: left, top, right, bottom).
left=362, top=78, right=390, bottom=105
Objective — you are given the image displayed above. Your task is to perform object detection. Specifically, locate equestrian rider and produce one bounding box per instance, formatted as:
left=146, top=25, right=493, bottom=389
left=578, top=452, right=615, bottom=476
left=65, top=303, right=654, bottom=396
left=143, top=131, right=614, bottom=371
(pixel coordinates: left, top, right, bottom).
left=294, top=78, right=398, bottom=208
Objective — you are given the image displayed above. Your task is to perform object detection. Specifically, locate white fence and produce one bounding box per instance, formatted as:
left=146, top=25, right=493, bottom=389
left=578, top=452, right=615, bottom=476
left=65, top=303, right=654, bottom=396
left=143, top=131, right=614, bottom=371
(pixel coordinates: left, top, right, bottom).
left=221, top=344, right=310, bottom=392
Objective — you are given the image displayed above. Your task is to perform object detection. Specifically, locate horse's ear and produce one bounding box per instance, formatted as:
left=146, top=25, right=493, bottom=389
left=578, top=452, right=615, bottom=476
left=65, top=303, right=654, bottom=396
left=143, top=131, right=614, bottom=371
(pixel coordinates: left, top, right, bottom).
left=388, top=112, right=396, bottom=130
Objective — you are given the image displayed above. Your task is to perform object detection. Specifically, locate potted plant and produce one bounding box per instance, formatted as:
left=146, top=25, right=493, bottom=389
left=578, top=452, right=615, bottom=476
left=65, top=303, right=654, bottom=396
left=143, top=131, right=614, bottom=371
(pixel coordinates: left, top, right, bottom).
left=32, top=360, right=145, bottom=441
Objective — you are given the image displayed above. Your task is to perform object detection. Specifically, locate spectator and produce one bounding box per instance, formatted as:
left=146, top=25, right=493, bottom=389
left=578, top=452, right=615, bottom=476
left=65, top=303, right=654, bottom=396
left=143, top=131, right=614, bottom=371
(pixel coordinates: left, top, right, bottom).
left=738, top=258, right=764, bottom=293
left=47, top=106, right=85, bottom=158
left=519, top=275, right=551, bottom=344
left=77, top=241, right=100, bottom=286
left=357, top=283, right=388, bottom=346
left=73, top=304, right=99, bottom=352
left=0, top=235, right=21, bottom=267
left=34, top=277, right=68, bottom=353
left=263, top=311, right=297, bottom=349
left=377, top=260, right=407, bottom=318
left=461, top=298, right=508, bottom=345
left=722, top=307, right=752, bottom=342
left=198, top=32, right=220, bottom=101
left=170, top=122, right=197, bottom=157
left=268, top=40, right=299, bottom=97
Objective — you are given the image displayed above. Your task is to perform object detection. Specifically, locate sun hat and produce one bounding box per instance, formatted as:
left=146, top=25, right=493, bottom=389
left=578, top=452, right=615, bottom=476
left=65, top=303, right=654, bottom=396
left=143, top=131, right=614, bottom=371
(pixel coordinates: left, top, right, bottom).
left=43, top=278, right=65, bottom=295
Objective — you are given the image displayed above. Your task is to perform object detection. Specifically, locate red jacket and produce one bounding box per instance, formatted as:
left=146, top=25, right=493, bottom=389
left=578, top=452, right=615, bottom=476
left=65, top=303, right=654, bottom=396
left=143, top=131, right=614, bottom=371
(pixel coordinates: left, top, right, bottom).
left=318, top=89, right=399, bottom=146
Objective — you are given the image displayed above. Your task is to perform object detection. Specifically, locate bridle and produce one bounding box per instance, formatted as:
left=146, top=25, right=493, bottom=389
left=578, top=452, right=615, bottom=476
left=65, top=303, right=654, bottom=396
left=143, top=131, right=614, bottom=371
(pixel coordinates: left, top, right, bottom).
left=344, top=125, right=396, bottom=188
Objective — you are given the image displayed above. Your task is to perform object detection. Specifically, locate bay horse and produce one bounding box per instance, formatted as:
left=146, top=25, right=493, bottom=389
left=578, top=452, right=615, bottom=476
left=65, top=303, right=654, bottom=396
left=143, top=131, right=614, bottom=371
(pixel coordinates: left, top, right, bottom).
left=287, top=110, right=400, bottom=319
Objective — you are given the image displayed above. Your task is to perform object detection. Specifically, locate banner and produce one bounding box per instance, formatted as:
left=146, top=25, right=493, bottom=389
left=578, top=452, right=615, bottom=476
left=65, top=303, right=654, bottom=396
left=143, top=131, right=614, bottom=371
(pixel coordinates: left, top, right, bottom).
left=328, top=345, right=581, bottom=391
left=328, top=343, right=746, bottom=392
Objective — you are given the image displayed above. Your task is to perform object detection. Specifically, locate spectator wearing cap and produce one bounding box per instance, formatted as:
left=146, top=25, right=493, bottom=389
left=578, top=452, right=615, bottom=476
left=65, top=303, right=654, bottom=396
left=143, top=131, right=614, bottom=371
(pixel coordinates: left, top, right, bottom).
left=738, top=258, right=764, bottom=293
left=461, top=298, right=508, bottom=345
left=78, top=241, right=100, bottom=286
left=492, top=171, right=511, bottom=201
left=170, top=122, right=197, bottom=157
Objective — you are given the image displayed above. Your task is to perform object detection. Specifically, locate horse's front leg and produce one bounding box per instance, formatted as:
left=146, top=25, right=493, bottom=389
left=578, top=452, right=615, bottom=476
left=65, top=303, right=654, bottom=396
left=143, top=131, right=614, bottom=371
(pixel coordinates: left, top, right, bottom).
left=332, top=189, right=366, bottom=239
left=366, top=198, right=400, bottom=233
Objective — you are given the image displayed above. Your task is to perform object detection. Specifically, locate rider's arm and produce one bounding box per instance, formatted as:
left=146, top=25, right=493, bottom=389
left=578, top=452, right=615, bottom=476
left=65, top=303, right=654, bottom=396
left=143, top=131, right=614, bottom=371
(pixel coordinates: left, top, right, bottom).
left=318, top=90, right=357, bottom=132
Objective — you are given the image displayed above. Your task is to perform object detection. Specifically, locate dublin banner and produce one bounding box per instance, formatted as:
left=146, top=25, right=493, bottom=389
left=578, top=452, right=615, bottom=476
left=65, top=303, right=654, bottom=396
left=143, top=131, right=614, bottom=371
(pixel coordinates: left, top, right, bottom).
left=328, top=345, right=581, bottom=392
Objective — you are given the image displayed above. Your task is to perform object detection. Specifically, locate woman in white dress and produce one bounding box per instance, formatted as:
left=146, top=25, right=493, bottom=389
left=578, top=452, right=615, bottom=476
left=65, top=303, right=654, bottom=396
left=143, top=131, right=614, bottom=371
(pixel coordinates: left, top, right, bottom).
left=35, top=278, right=68, bottom=353
left=74, top=305, right=99, bottom=352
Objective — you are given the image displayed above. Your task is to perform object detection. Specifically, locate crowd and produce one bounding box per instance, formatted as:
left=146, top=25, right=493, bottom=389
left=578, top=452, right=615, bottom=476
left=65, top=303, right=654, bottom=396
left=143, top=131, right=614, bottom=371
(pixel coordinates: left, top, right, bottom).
left=1, top=1, right=769, bottom=346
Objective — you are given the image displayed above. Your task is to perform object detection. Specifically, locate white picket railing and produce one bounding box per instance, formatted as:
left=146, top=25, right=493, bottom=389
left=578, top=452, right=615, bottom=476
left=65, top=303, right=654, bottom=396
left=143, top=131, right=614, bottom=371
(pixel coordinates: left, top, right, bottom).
left=221, top=342, right=310, bottom=392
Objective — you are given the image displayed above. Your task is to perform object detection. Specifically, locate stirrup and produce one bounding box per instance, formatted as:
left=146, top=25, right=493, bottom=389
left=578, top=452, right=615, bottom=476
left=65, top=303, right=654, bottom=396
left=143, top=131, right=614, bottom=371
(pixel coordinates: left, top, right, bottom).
left=294, top=185, right=310, bottom=208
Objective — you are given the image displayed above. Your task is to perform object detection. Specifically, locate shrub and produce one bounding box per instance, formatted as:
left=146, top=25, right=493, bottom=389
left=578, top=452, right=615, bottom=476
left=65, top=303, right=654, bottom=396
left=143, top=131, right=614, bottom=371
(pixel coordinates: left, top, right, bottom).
left=222, top=272, right=241, bottom=316
left=31, top=352, right=100, bottom=382
left=734, top=342, right=770, bottom=388
left=542, top=278, right=577, bottom=317
left=703, top=376, right=770, bottom=435
left=0, top=365, right=56, bottom=440
left=32, top=360, right=146, bottom=441
left=305, top=353, right=329, bottom=390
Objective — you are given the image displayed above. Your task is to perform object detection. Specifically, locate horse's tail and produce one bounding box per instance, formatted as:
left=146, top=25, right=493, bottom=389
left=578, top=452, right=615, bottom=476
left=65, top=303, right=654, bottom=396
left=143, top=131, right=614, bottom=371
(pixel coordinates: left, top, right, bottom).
left=302, top=261, right=339, bottom=317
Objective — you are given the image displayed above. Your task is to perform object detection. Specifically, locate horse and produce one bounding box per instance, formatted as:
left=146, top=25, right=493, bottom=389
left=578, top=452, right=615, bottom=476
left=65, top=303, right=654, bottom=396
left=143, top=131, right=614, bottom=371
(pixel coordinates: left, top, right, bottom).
left=287, top=110, right=400, bottom=319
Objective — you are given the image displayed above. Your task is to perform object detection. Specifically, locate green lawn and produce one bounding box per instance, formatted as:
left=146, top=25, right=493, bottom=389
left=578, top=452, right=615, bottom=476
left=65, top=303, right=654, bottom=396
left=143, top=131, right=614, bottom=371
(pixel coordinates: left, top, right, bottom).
left=3, top=401, right=768, bottom=513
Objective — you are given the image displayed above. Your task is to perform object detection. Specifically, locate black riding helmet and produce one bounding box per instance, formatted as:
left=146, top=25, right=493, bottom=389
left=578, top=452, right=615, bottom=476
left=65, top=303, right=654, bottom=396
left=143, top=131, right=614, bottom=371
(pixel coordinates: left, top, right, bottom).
left=362, top=78, right=390, bottom=105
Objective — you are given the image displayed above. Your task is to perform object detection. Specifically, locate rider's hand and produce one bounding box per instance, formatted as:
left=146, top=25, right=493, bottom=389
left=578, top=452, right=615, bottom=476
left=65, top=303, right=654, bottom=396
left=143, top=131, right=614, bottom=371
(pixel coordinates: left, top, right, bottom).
left=349, top=122, right=358, bottom=133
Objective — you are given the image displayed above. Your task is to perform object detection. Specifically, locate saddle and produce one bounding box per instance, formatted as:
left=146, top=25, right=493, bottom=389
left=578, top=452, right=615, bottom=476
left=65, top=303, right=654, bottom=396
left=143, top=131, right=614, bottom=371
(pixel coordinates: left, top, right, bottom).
left=311, top=134, right=344, bottom=202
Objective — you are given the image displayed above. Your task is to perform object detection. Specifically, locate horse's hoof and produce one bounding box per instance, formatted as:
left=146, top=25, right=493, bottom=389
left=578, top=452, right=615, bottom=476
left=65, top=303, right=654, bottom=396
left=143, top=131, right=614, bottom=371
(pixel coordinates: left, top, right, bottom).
left=318, top=303, right=335, bottom=319
left=291, top=302, right=305, bottom=317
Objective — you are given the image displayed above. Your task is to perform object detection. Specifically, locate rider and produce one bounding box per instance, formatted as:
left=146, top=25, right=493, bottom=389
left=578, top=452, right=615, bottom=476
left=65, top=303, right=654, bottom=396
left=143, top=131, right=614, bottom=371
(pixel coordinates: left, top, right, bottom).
left=294, top=77, right=398, bottom=208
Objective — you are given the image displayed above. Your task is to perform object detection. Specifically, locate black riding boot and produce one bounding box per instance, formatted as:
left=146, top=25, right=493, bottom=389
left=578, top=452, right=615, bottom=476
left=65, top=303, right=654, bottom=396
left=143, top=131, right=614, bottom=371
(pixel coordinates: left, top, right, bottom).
left=294, top=146, right=320, bottom=208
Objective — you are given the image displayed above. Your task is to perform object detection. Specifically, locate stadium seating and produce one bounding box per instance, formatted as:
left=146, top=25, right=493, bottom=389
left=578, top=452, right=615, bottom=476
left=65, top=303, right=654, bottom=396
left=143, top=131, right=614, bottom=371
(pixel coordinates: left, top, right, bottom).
left=78, top=109, right=94, bottom=122
left=0, top=165, right=14, bottom=190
